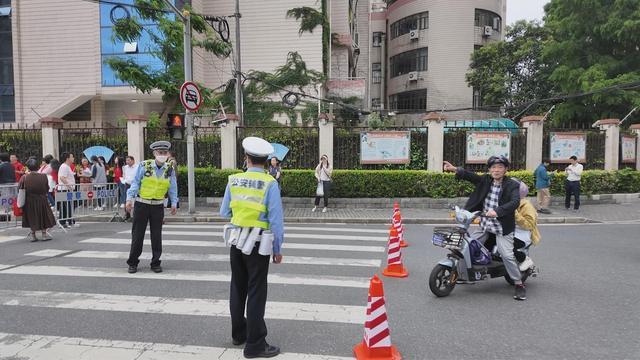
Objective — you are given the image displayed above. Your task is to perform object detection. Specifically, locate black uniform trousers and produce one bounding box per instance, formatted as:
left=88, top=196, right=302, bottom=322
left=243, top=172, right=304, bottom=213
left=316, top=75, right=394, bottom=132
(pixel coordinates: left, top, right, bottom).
left=127, top=201, right=164, bottom=267
left=230, top=244, right=270, bottom=355
left=565, top=180, right=581, bottom=210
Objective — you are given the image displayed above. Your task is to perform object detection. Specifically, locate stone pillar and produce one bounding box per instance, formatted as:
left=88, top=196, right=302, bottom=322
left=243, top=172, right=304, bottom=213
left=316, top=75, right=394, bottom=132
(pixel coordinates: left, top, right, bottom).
left=318, top=113, right=334, bottom=166
left=221, top=114, right=239, bottom=169
left=126, top=115, right=148, bottom=163
left=594, top=118, right=621, bottom=171
left=629, top=124, right=640, bottom=171
left=423, top=112, right=446, bottom=172
left=520, top=115, right=545, bottom=171
left=40, top=117, right=64, bottom=158
left=90, top=98, right=105, bottom=127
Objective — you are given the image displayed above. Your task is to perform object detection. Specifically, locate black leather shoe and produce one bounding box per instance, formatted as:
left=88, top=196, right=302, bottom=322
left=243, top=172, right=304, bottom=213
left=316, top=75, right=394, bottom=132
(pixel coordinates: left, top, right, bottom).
left=244, top=345, right=280, bottom=358
left=232, top=338, right=246, bottom=346
left=128, top=265, right=137, bottom=274
left=151, top=266, right=163, bottom=273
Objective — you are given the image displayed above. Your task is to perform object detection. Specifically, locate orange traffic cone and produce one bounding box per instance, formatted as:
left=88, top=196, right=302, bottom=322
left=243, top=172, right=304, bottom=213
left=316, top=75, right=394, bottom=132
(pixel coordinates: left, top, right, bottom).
left=353, top=275, right=402, bottom=360
left=392, top=208, right=408, bottom=248
left=382, top=227, right=409, bottom=278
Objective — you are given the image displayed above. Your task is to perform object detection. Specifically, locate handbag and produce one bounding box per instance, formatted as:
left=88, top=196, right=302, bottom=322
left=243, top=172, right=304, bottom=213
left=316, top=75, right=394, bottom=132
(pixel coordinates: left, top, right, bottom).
left=17, top=189, right=26, bottom=208
left=316, top=181, right=324, bottom=197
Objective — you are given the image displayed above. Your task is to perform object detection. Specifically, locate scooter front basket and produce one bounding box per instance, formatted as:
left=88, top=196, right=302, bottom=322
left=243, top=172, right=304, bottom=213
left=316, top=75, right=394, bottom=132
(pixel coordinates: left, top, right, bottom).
left=432, top=227, right=464, bottom=250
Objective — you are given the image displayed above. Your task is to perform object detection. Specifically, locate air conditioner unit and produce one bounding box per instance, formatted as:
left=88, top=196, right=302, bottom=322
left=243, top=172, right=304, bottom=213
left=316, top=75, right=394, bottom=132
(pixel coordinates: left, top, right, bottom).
left=409, top=30, right=419, bottom=40
left=483, top=26, right=493, bottom=37
left=124, top=42, right=138, bottom=54
left=408, top=71, right=418, bottom=81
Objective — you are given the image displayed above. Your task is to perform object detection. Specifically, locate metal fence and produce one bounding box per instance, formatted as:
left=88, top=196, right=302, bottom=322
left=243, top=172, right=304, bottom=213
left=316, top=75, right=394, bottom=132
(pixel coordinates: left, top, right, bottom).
left=236, top=126, right=319, bottom=169
left=0, top=124, right=42, bottom=163
left=443, top=128, right=527, bottom=171
left=333, top=127, right=429, bottom=169
left=54, top=182, right=122, bottom=231
left=59, top=127, right=128, bottom=160
left=0, top=183, right=18, bottom=229
left=542, top=129, right=606, bottom=171
left=145, top=127, right=221, bottom=168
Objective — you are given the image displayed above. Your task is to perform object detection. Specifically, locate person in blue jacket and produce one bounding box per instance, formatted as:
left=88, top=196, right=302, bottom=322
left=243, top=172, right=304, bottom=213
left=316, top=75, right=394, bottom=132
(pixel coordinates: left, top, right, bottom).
left=534, top=159, right=551, bottom=214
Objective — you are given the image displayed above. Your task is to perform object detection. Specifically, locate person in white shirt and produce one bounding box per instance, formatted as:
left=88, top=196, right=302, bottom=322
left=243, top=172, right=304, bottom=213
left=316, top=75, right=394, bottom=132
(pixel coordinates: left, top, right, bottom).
left=121, top=156, right=137, bottom=219
left=58, top=152, right=79, bottom=228
left=313, top=155, right=333, bottom=213
left=564, top=155, right=583, bottom=211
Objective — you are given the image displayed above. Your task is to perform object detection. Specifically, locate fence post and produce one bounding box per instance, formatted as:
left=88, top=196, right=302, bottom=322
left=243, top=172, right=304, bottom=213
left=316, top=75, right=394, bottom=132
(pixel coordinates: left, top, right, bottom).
left=40, top=117, right=64, bottom=157
left=423, top=112, right=445, bottom=172
left=594, top=118, right=621, bottom=171
left=318, top=113, right=334, bottom=166
left=631, top=124, right=640, bottom=171
left=221, top=114, right=239, bottom=169
left=520, top=115, right=544, bottom=171
left=126, top=115, right=148, bottom=164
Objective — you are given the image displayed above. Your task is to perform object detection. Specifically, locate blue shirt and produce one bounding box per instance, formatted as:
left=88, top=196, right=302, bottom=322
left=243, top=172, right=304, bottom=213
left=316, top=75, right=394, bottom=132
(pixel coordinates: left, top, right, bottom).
left=534, top=164, right=551, bottom=189
left=126, top=161, right=178, bottom=205
left=219, top=167, right=285, bottom=255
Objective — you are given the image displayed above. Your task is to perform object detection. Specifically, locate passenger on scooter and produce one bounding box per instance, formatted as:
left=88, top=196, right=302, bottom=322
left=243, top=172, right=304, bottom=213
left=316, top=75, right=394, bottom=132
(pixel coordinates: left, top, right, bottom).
left=512, top=179, right=540, bottom=272
left=443, top=156, right=527, bottom=301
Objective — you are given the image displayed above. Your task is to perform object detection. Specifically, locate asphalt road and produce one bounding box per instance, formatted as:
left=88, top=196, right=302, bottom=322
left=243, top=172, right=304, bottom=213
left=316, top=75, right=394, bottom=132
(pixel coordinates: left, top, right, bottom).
left=0, top=221, right=638, bottom=359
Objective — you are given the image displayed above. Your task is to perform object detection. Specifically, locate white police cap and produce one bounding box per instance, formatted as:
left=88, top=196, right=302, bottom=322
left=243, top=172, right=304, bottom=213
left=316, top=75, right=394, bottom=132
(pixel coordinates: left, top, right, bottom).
left=242, top=137, right=274, bottom=157
left=150, top=141, right=171, bottom=151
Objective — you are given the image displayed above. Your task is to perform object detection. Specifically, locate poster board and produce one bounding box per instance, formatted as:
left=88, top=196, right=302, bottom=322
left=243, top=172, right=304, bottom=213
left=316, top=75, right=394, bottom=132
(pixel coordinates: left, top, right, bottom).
left=465, top=131, right=511, bottom=164
left=360, top=131, right=411, bottom=164
left=621, top=135, right=637, bottom=163
left=550, top=132, right=587, bottom=163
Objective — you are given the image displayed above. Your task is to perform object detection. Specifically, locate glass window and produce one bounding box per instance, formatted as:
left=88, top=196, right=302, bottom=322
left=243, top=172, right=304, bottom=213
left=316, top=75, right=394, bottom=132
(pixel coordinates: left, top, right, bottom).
left=475, top=9, right=501, bottom=31
left=389, top=90, right=427, bottom=112
left=372, top=63, right=382, bottom=84
left=372, top=32, right=382, bottom=47
left=372, top=98, right=381, bottom=109
left=389, top=47, right=427, bottom=78
left=0, top=58, right=13, bottom=84
left=389, top=12, right=428, bottom=39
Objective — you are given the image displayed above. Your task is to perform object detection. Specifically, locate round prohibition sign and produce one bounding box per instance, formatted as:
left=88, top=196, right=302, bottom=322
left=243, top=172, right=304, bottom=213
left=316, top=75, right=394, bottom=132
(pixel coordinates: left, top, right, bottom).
left=87, top=191, right=94, bottom=199
left=180, top=81, right=203, bottom=112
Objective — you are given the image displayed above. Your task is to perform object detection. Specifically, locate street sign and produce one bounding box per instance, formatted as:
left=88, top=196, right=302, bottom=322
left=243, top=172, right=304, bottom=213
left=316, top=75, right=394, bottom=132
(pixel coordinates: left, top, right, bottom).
left=87, top=191, right=94, bottom=199
left=180, top=81, right=202, bottom=112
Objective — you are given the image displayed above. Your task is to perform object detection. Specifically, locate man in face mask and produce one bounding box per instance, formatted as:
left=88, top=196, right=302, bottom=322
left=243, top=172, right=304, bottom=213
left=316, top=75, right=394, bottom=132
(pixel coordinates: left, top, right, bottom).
left=125, top=141, right=178, bottom=274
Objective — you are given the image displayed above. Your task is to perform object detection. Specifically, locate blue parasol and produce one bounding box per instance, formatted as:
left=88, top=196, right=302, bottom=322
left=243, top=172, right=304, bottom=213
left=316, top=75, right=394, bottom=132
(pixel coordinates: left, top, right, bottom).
left=83, top=146, right=115, bottom=162
left=269, top=143, right=289, bottom=161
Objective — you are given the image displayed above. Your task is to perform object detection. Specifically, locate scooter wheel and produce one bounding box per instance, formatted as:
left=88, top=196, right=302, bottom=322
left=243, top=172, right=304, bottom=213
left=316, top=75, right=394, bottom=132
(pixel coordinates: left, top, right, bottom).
left=504, top=274, right=515, bottom=286
left=429, top=264, right=457, bottom=297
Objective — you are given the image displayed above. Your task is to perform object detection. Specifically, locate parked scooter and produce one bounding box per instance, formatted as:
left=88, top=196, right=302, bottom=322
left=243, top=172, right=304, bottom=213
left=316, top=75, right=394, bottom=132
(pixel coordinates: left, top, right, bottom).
left=428, top=206, right=537, bottom=297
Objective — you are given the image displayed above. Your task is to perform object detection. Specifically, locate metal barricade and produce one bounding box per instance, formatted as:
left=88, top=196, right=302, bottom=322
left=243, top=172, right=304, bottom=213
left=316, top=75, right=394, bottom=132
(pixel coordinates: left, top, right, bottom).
left=54, top=182, right=123, bottom=231
left=0, top=183, right=19, bottom=230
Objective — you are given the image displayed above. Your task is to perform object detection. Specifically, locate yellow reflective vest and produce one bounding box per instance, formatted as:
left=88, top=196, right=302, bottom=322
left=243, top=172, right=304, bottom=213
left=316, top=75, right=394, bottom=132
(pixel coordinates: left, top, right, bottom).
left=228, top=171, right=275, bottom=229
left=139, top=160, right=171, bottom=200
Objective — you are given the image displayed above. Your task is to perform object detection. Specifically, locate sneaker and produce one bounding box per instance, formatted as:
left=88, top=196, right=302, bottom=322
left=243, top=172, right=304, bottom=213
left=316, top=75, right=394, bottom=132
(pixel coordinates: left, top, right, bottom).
left=113, top=204, right=119, bottom=208
left=120, top=204, right=125, bottom=209
left=72, top=223, right=81, bottom=228
left=514, top=284, right=527, bottom=301
left=94, top=207, right=101, bottom=211
left=128, top=265, right=137, bottom=274
left=311, top=206, right=317, bottom=212
left=27, top=233, right=38, bottom=242
left=519, top=256, right=535, bottom=272
left=322, top=207, right=327, bottom=213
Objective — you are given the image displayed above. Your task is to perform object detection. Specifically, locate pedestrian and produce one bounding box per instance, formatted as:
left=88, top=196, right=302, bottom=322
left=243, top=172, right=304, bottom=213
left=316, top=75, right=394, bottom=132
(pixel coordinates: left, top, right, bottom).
left=77, top=158, right=92, bottom=208
left=534, top=159, right=552, bottom=214
left=122, top=156, right=137, bottom=219
left=10, top=154, right=25, bottom=182
left=312, top=154, right=332, bottom=213
left=220, top=136, right=283, bottom=358
left=48, top=159, right=60, bottom=208
left=267, top=157, right=282, bottom=184
left=57, top=152, right=78, bottom=228
left=0, top=153, right=16, bottom=184
left=125, top=141, right=178, bottom=274
left=564, top=155, right=583, bottom=211
left=19, top=159, right=56, bottom=242
left=113, top=156, right=125, bottom=208
left=90, top=156, right=107, bottom=211
left=38, top=154, right=54, bottom=175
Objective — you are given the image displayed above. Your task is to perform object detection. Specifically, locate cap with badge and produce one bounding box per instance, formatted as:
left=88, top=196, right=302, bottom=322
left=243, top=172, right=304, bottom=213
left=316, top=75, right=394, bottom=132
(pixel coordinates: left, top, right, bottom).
left=242, top=137, right=274, bottom=158
left=150, top=141, right=171, bottom=151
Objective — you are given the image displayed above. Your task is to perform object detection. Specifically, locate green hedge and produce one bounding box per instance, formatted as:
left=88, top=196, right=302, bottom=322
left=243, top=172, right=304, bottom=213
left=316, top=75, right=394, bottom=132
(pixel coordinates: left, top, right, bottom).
left=177, top=168, right=640, bottom=198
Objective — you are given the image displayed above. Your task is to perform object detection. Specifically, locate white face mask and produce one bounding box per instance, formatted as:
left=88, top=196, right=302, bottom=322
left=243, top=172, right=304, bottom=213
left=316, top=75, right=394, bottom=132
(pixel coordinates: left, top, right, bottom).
left=155, top=155, right=168, bottom=163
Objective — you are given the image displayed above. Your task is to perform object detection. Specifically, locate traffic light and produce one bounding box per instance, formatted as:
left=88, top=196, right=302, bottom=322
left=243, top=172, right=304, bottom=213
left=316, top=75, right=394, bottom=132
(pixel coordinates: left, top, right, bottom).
left=167, top=113, right=185, bottom=140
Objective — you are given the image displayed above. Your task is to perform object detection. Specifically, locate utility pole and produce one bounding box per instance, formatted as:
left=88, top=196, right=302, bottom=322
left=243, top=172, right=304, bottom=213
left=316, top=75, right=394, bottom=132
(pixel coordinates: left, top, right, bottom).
left=163, top=0, right=196, bottom=214
left=233, top=0, right=244, bottom=125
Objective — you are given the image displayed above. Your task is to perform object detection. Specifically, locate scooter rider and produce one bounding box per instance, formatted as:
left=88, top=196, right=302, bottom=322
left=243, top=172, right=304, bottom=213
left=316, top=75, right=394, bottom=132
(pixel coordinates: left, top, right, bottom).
left=443, top=156, right=526, bottom=301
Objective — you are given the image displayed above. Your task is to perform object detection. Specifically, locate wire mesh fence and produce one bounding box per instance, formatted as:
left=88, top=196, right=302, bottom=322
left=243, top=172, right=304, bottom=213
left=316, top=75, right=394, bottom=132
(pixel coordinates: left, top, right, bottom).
left=236, top=126, right=319, bottom=169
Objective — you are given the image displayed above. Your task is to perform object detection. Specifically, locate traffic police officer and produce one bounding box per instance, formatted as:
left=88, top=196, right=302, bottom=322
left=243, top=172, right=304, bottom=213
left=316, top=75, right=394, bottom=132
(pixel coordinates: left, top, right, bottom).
left=125, top=141, right=178, bottom=274
left=220, top=136, right=284, bottom=359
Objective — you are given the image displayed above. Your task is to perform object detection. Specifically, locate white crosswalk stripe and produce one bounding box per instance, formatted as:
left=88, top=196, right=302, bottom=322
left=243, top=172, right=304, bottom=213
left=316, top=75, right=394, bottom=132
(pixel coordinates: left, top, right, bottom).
left=0, top=223, right=388, bottom=358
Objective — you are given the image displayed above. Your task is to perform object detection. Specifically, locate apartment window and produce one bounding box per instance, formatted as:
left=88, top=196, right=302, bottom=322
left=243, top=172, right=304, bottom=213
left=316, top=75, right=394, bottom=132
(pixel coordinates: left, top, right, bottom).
left=475, top=9, right=501, bottom=31
left=389, top=12, right=429, bottom=39
left=0, top=0, right=14, bottom=123
left=372, top=63, right=382, bottom=84
left=389, top=89, right=427, bottom=112
left=372, top=98, right=382, bottom=109
left=372, top=32, right=383, bottom=47
left=389, top=47, right=428, bottom=78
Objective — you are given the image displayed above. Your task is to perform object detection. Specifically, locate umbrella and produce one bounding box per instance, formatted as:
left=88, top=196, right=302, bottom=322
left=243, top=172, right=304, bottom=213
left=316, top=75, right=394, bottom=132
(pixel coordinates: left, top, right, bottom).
left=83, top=146, right=115, bottom=162
left=269, top=143, right=289, bottom=161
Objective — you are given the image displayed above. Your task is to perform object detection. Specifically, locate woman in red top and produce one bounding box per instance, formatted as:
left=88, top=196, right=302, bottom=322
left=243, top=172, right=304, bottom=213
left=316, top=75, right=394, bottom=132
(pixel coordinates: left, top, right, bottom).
left=113, top=156, right=125, bottom=207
